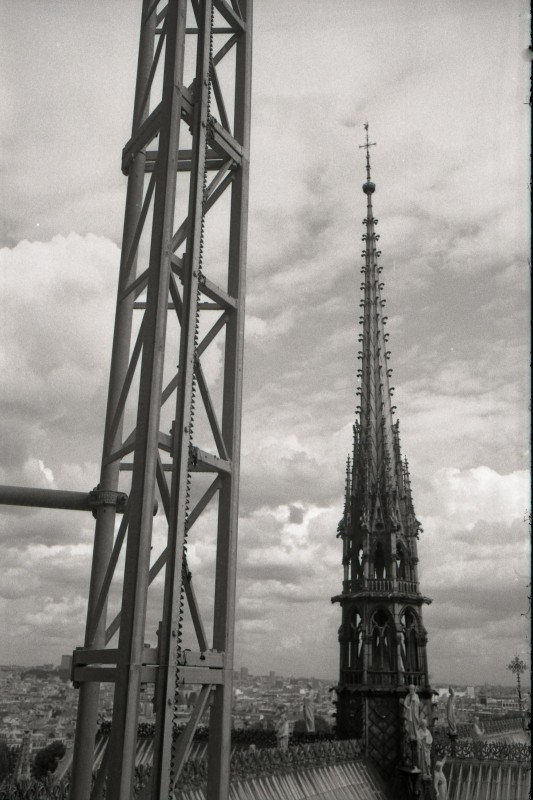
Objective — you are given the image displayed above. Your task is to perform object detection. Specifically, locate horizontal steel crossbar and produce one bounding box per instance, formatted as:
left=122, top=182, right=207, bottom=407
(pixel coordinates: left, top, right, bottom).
left=72, top=649, right=225, bottom=686
left=145, top=148, right=226, bottom=172
left=0, top=485, right=127, bottom=513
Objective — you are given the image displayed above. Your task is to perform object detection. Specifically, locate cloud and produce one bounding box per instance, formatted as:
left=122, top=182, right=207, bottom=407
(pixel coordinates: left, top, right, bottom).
left=424, top=467, right=529, bottom=530
left=0, top=507, right=96, bottom=549
left=21, top=458, right=57, bottom=490
left=417, top=467, right=530, bottom=684
left=0, top=541, right=94, bottom=661
left=0, top=0, right=529, bottom=687
left=0, top=2, right=136, bottom=247
left=0, top=234, right=118, bottom=479
left=289, top=505, right=304, bottom=524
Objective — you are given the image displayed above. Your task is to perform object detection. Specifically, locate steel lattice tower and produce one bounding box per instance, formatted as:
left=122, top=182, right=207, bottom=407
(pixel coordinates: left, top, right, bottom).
left=0, top=1, right=252, bottom=798
left=332, top=126, right=432, bottom=775
left=69, top=3, right=252, bottom=797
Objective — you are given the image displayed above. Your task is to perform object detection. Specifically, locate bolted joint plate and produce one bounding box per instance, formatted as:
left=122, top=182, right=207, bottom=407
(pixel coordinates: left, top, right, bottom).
left=88, top=487, right=158, bottom=516
left=88, top=488, right=128, bottom=512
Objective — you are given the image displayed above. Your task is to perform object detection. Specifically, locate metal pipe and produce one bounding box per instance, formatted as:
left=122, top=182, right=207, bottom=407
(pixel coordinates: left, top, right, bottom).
left=207, top=3, right=252, bottom=795
left=105, top=2, right=187, bottom=795
left=149, top=0, right=213, bottom=785
left=0, top=486, right=125, bottom=512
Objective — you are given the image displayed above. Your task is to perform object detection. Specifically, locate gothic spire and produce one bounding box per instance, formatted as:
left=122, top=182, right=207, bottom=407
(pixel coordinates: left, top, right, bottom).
left=333, top=129, right=431, bottom=767
left=354, top=124, right=401, bottom=530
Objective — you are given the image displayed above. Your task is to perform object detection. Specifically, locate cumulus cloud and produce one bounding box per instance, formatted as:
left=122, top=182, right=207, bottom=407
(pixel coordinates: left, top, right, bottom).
left=418, top=467, right=530, bottom=684
left=0, top=2, right=136, bottom=246
left=21, top=458, right=56, bottom=490
left=424, top=467, right=529, bottom=529
left=0, top=234, right=118, bottom=480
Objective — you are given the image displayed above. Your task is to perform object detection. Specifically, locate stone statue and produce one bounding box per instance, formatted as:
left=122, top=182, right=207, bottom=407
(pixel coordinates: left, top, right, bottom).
left=303, top=683, right=316, bottom=733
left=275, top=705, right=289, bottom=750
left=416, top=718, right=432, bottom=779
left=471, top=715, right=485, bottom=758
left=403, top=684, right=420, bottom=740
left=433, top=756, right=447, bottom=800
left=472, top=715, right=484, bottom=740
left=446, top=687, right=457, bottom=736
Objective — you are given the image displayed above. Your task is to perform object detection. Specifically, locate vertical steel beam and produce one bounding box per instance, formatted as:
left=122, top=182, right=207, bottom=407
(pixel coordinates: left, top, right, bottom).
left=105, top=2, right=188, bottom=797
left=69, top=6, right=156, bottom=799
left=149, top=1, right=213, bottom=796
left=207, top=3, right=252, bottom=796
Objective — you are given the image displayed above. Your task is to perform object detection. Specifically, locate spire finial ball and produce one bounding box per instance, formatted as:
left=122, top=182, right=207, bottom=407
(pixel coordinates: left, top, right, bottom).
left=363, top=181, right=376, bottom=194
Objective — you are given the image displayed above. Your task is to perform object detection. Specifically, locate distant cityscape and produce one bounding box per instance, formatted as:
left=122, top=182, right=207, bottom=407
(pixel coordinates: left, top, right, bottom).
left=0, top=660, right=529, bottom=755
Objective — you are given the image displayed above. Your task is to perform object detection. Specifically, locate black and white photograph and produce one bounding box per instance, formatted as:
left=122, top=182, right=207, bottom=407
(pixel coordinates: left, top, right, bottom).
left=0, top=1, right=530, bottom=797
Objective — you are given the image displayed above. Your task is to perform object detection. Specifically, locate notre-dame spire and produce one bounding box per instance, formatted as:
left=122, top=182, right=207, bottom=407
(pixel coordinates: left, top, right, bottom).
left=355, top=124, right=401, bottom=533
left=333, top=126, right=432, bottom=777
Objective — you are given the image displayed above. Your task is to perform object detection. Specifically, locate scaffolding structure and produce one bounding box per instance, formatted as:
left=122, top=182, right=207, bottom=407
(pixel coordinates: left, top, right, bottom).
left=0, top=0, right=252, bottom=797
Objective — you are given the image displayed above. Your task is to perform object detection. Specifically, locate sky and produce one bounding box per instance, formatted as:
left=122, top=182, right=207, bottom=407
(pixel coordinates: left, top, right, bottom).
left=0, top=0, right=530, bottom=687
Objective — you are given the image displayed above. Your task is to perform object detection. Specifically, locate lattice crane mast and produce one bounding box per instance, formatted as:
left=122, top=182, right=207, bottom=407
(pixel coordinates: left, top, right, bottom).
left=0, top=1, right=252, bottom=798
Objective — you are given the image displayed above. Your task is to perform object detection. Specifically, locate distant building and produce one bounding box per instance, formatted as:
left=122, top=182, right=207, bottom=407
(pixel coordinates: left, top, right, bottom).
left=486, top=697, right=521, bottom=714
left=59, top=655, right=72, bottom=681
left=240, top=667, right=249, bottom=680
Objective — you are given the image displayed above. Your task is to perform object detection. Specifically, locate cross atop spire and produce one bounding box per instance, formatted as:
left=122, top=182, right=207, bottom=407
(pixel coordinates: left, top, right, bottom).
left=359, top=122, right=376, bottom=184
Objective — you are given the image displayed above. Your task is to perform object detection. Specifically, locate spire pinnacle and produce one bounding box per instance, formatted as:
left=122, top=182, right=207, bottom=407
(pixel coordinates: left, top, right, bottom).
left=354, top=131, right=400, bottom=527
left=359, top=123, right=376, bottom=191
left=344, top=456, right=351, bottom=516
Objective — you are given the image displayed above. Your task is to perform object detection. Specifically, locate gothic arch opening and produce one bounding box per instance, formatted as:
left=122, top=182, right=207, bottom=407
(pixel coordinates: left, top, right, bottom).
left=370, top=607, right=395, bottom=676
left=349, top=609, right=363, bottom=670
left=355, top=542, right=364, bottom=579
left=396, top=541, right=407, bottom=580
left=400, top=608, right=421, bottom=678
left=373, top=541, right=387, bottom=579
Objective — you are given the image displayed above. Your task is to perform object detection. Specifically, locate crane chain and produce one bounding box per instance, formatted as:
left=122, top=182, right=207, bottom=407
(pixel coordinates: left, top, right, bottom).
left=168, top=2, right=215, bottom=795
